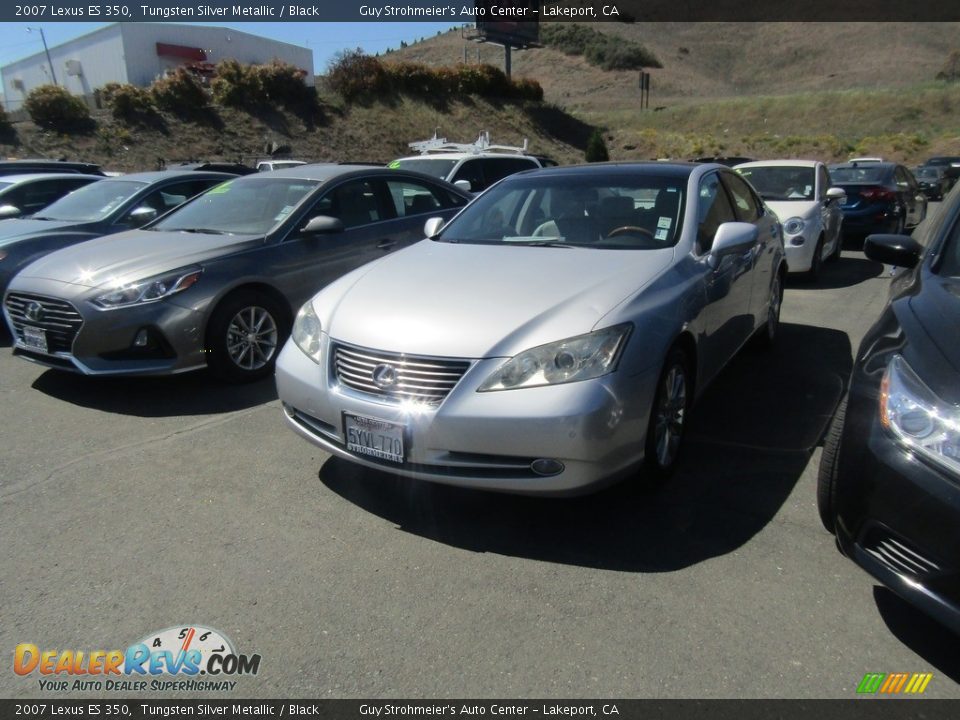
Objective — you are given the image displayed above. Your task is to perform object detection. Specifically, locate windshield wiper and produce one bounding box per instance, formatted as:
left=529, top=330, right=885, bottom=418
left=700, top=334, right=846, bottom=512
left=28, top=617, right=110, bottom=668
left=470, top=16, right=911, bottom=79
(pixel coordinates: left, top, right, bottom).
left=504, top=238, right=577, bottom=248
left=169, top=228, right=231, bottom=235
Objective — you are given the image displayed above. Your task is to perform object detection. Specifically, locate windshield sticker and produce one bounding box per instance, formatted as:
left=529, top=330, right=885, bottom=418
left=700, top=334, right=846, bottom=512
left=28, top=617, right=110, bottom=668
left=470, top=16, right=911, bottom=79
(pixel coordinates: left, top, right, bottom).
left=657, top=217, right=672, bottom=230
left=273, top=205, right=295, bottom=222
left=387, top=160, right=401, bottom=169
left=207, top=182, right=233, bottom=194
left=655, top=228, right=669, bottom=241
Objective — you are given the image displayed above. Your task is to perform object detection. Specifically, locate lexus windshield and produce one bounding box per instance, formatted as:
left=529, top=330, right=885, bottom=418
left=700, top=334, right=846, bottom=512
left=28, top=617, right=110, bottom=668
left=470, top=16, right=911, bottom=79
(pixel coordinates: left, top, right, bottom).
left=436, top=174, right=686, bottom=249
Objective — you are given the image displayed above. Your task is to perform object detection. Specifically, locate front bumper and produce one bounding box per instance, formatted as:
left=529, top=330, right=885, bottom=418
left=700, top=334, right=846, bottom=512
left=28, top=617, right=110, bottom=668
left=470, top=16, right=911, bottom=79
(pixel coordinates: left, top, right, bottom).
left=275, top=337, right=658, bottom=495
left=4, top=278, right=208, bottom=376
left=834, top=383, right=960, bottom=635
left=783, top=227, right=819, bottom=273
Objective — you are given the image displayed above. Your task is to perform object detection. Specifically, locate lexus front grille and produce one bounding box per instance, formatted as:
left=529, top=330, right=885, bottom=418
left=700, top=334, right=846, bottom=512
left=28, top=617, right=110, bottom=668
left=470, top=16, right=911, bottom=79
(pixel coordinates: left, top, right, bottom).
left=331, top=342, right=470, bottom=405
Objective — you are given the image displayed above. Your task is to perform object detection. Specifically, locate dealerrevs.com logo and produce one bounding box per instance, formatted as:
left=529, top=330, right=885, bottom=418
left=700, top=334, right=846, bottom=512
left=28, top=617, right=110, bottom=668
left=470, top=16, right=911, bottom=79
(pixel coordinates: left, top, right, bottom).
left=856, top=672, right=934, bottom=695
left=14, top=625, right=261, bottom=692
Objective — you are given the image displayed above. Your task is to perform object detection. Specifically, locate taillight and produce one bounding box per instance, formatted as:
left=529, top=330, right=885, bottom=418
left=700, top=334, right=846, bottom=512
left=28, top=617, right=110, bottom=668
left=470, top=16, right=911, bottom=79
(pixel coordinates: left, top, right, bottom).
left=859, top=188, right=896, bottom=202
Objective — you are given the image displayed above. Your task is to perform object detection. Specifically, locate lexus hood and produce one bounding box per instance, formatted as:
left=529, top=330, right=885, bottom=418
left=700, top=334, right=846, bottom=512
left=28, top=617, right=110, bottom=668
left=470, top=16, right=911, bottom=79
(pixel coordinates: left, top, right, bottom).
left=321, top=239, right=675, bottom=358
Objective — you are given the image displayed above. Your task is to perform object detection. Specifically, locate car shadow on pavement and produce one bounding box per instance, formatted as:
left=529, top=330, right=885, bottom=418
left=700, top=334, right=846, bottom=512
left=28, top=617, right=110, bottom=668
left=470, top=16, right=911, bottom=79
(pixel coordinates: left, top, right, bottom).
left=873, top=587, right=960, bottom=683
left=319, top=321, right=852, bottom=572
left=30, top=369, right=278, bottom=417
left=787, top=255, right=885, bottom=291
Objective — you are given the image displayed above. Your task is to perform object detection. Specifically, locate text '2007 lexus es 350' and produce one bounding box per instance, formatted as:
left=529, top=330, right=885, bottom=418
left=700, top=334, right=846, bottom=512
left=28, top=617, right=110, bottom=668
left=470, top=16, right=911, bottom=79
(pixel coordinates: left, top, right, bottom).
left=3, top=165, right=469, bottom=381
left=276, top=163, right=787, bottom=494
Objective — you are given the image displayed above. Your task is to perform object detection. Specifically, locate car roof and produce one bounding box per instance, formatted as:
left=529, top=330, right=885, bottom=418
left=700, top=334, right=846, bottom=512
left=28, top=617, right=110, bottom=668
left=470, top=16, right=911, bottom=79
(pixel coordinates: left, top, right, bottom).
left=103, top=170, right=237, bottom=183
left=516, top=161, right=703, bottom=180
left=735, top=159, right=819, bottom=169
left=0, top=172, right=104, bottom=184
left=249, top=164, right=468, bottom=186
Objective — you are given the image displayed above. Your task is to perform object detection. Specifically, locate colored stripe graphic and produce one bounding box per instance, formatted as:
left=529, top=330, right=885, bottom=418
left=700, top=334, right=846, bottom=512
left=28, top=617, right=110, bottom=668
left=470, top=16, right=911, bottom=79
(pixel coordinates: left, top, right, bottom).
left=857, top=672, right=932, bottom=695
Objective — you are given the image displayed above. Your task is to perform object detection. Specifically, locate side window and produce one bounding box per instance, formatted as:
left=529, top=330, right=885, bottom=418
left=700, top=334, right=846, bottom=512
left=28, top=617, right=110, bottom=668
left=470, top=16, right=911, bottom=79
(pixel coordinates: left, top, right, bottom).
left=484, top=158, right=538, bottom=186
left=894, top=168, right=910, bottom=189
left=308, top=179, right=382, bottom=230
left=697, top=174, right=737, bottom=255
left=122, top=179, right=218, bottom=221
left=452, top=160, right=485, bottom=192
left=720, top=172, right=761, bottom=222
left=385, top=179, right=444, bottom=217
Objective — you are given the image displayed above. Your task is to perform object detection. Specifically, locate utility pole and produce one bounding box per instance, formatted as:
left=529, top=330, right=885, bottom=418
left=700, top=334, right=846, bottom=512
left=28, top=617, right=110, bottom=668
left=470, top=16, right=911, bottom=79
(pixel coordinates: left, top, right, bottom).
left=27, top=27, right=57, bottom=87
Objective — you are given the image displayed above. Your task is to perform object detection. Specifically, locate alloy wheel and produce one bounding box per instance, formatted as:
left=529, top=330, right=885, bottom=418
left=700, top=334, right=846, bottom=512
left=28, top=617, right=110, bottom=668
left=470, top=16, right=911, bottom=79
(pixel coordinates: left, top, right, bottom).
left=226, top=305, right=278, bottom=371
left=654, top=364, right=687, bottom=468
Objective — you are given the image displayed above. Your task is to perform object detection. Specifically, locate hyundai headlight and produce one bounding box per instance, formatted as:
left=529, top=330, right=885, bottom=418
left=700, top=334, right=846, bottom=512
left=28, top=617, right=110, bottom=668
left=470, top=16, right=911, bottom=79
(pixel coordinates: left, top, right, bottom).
left=292, top=300, right=322, bottom=364
left=92, top=267, right=202, bottom=309
left=478, top=324, right=631, bottom=392
left=880, top=355, right=960, bottom=477
left=783, top=217, right=805, bottom=235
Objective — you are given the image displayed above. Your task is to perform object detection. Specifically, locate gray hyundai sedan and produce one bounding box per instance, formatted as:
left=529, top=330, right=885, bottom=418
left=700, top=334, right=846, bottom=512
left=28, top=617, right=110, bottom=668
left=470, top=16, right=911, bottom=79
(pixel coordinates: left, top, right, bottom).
left=3, top=165, right=470, bottom=381
left=275, top=162, right=787, bottom=494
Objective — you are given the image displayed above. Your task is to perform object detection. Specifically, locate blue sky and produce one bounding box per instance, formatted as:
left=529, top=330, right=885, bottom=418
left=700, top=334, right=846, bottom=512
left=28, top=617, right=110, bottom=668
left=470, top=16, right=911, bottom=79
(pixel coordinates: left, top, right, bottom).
left=0, top=21, right=460, bottom=73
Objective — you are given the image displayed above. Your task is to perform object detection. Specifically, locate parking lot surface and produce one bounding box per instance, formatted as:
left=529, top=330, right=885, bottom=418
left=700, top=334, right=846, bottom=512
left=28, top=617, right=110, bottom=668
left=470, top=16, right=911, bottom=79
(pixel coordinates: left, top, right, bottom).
left=2, top=237, right=958, bottom=698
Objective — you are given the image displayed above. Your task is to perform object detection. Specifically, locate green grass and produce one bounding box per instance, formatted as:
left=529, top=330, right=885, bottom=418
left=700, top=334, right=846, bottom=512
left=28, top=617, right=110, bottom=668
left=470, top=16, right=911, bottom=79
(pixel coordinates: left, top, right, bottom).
left=583, top=82, right=960, bottom=163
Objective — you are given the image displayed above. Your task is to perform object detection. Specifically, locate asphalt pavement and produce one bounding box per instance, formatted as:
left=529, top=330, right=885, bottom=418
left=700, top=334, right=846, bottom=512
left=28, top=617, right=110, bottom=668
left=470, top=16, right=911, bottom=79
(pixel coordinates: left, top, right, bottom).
left=2, top=234, right=958, bottom=699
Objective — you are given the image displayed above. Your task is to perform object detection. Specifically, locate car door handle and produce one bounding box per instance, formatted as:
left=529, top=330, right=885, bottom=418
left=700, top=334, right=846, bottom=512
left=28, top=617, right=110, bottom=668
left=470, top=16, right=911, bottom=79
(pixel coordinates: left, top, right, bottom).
left=377, top=239, right=397, bottom=251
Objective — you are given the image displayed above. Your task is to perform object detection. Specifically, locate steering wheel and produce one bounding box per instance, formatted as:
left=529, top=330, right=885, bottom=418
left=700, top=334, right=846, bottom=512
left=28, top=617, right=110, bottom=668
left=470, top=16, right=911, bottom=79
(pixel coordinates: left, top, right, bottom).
left=606, top=225, right=656, bottom=239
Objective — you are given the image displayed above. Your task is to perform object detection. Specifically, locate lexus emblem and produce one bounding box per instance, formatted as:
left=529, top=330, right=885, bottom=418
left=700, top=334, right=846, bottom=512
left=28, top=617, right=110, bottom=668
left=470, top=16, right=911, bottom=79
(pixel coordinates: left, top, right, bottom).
left=372, top=363, right=399, bottom=389
left=24, top=301, right=43, bottom=323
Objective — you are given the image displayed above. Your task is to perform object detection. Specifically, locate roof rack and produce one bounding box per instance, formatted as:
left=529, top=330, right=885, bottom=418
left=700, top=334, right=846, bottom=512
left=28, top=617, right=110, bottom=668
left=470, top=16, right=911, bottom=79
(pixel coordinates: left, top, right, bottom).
left=408, top=130, right=529, bottom=156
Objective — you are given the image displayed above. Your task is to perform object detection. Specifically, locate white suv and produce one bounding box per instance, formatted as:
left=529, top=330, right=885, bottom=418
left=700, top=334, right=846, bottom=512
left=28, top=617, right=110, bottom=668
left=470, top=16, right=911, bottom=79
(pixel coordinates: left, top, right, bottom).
left=389, top=132, right=543, bottom=193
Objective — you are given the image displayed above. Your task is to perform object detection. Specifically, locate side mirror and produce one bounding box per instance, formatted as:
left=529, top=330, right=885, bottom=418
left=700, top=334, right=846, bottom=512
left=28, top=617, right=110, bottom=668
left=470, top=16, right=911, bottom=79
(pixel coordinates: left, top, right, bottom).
left=127, top=205, right=158, bottom=227
left=0, top=204, right=22, bottom=219
left=864, top=234, right=922, bottom=269
left=301, top=215, right=344, bottom=235
left=825, top=187, right=846, bottom=202
left=453, top=179, right=472, bottom=192
left=423, top=216, right=445, bottom=238
left=708, top=222, right=757, bottom=267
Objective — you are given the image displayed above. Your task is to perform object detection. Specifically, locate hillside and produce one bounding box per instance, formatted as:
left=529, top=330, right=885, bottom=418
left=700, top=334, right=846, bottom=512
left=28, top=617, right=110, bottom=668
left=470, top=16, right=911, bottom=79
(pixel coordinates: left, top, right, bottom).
left=390, top=22, right=960, bottom=107
left=3, top=22, right=959, bottom=170
left=0, top=90, right=591, bottom=173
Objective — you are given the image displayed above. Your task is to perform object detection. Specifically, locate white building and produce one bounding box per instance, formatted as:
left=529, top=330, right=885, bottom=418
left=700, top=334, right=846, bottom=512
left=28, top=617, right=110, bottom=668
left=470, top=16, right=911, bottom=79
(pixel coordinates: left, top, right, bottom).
left=1, top=23, right=314, bottom=111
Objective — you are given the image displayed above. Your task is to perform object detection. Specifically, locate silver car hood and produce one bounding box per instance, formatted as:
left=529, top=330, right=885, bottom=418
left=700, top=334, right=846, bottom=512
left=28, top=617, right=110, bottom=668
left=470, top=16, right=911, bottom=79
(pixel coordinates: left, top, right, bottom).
left=16, top=229, right=262, bottom=289
left=324, top=240, right=675, bottom=358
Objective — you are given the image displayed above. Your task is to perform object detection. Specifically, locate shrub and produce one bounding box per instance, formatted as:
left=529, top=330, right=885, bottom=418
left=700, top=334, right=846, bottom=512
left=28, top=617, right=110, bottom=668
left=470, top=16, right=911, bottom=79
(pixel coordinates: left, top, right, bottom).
left=0, top=104, right=11, bottom=133
left=327, top=49, right=390, bottom=100
left=211, top=59, right=262, bottom=108
left=150, top=68, right=208, bottom=114
left=585, top=130, right=610, bottom=162
left=24, top=85, right=90, bottom=131
left=102, top=83, right=156, bottom=122
left=541, top=24, right=661, bottom=71
left=936, top=50, right=960, bottom=82
left=257, top=60, right=315, bottom=109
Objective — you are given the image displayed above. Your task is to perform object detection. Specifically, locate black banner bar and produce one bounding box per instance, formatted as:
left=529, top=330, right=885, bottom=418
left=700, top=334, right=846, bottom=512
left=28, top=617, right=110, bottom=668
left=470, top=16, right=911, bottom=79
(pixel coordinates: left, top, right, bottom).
left=2, top=700, right=960, bottom=720
left=2, top=1, right=960, bottom=23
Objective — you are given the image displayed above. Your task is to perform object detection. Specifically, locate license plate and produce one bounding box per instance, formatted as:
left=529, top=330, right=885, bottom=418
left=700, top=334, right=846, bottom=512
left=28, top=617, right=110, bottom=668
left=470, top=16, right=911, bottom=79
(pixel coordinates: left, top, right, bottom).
left=22, top=325, right=48, bottom=353
left=344, top=413, right=405, bottom=464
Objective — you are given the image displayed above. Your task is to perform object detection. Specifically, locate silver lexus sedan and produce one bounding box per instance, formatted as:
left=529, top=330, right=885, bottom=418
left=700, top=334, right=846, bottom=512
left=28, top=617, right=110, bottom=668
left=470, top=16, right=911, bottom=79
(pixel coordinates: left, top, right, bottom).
left=276, top=163, right=786, bottom=494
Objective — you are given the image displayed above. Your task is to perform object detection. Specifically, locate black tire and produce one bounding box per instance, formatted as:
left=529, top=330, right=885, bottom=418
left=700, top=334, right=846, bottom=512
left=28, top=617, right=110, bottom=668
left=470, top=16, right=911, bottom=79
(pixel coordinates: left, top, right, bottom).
left=806, top=236, right=824, bottom=281
left=643, top=346, right=693, bottom=481
left=206, top=291, right=289, bottom=383
left=817, top=395, right=848, bottom=534
left=756, top=270, right=783, bottom=349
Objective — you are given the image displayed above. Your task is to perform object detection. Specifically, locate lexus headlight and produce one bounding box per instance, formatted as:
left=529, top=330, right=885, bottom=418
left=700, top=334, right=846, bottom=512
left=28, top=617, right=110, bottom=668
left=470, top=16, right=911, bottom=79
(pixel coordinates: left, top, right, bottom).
left=478, top=324, right=631, bottom=392
left=783, top=217, right=805, bottom=235
left=92, top=267, right=202, bottom=309
left=880, top=355, right=960, bottom=477
left=292, top=300, right=322, bottom=364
